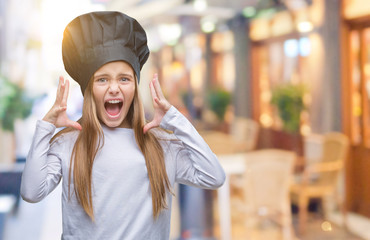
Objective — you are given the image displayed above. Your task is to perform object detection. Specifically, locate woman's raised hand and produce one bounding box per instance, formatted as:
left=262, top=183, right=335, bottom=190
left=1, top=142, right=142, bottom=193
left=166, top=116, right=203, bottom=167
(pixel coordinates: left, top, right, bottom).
left=143, top=74, right=171, bottom=134
left=43, top=76, right=82, bottom=130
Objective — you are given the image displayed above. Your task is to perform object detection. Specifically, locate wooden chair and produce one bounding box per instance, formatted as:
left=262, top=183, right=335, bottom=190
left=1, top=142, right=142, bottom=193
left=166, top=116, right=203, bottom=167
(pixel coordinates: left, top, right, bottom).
left=238, top=149, right=296, bottom=240
left=200, top=131, right=244, bottom=155
left=200, top=117, right=259, bottom=155
left=228, top=117, right=260, bottom=202
left=230, top=117, right=260, bottom=152
left=290, top=132, right=349, bottom=234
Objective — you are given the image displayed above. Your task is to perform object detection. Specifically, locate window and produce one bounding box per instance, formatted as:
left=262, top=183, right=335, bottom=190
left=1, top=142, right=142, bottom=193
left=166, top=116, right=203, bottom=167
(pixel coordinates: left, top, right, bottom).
left=254, top=36, right=312, bottom=134
left=349, top=27, right=370, bottom=147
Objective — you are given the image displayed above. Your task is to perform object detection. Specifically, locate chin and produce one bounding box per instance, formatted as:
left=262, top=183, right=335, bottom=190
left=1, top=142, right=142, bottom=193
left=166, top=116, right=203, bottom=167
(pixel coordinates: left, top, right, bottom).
left=103, top=122, right=121, bottom=128
left=101, top=113, right=130, bottom=128
left=102, top=119, right=122, bottom=128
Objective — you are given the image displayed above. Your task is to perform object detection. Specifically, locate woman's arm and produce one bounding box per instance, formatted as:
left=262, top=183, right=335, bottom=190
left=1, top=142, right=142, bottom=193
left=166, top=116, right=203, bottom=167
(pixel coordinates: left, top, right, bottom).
left=161, top=106, right=226, bottom=189
left=20, top=121, right=62, bottom=203
left=21, top=76, right=80, bottom=203
left=143, top=73, right=225, bottom=189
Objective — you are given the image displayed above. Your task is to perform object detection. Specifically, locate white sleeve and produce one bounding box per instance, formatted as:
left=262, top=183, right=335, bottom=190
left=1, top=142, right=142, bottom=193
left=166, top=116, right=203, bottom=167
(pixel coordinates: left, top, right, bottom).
left=20, top=120, right=63, bottom=203
left=160, top=106, right=225, bottom=189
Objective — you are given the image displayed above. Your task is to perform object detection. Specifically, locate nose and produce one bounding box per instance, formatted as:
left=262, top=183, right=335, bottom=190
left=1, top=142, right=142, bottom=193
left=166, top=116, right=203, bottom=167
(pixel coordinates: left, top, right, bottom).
left=108, top=81, right=119, bottom=94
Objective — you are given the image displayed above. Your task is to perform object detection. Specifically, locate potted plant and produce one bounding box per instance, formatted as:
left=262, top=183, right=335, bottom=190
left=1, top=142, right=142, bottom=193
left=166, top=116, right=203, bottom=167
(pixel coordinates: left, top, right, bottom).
left=207, top=88, right=231, bottom=122
left=206, top=88, right=231, bottom=132
left=271, top=82, right=307, bottom=133
left=0, top=75, right=33, bottom=163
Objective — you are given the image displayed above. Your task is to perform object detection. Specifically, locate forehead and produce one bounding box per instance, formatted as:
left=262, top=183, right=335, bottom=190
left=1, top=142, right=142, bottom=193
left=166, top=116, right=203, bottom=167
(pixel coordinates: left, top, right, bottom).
left=94, top=61, right=134, bottom=76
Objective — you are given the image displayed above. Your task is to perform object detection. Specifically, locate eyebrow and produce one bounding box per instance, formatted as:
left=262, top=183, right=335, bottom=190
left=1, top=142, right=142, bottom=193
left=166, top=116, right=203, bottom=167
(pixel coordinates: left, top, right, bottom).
left=118, top=73, right=134, bottom=78
left=94, top=73, right=109, bottom=79
left=93, top=73, right=134, bottom=79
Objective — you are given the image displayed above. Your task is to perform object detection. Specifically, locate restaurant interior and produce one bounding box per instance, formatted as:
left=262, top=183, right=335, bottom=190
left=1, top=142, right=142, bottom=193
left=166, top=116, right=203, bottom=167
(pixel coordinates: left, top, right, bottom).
left=1, top=0, right=370, bottom=239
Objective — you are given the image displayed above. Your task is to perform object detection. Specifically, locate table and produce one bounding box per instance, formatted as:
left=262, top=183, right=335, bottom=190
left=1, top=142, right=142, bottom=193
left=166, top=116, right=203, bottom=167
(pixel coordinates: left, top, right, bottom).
left=216, top=151, right=303, bottom=240
left=199, top=131, right=248, bottom=155
left=217, top=153, right=249, bottom=240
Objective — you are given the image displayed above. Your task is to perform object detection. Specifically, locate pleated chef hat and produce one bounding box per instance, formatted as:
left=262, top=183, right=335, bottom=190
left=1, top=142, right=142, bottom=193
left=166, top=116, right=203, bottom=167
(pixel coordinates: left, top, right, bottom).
left=62, top=11, right=150, bottom=95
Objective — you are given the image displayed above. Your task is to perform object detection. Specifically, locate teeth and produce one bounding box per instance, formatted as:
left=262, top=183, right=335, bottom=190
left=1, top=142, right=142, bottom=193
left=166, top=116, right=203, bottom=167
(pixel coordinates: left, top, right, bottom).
left=107, top=100, right=122, bottom=104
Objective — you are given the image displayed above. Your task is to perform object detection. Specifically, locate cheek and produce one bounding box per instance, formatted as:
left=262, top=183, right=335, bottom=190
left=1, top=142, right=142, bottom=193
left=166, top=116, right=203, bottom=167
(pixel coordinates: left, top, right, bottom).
left=122, top=85, right=136, bottom=103
left=92, top=87, right=99, bottom=101
left=129, top=88, right=135, bottom=101
left=93, top=86, right=104, bottom=100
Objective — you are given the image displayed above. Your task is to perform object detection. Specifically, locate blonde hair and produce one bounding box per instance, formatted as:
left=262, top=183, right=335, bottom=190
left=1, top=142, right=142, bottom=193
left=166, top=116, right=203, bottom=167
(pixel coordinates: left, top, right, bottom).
left=52, top=77, right=171, bottom=220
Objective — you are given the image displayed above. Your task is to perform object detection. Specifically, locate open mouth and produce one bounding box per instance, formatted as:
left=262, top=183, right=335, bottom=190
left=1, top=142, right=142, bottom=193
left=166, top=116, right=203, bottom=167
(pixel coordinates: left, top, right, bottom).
left=104, top=99, right=123, bottom=117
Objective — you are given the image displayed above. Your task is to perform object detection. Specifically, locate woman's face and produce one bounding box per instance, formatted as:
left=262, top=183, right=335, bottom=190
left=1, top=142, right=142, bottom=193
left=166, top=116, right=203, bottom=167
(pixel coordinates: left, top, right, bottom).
left=92, top=61, right=135, bottom=128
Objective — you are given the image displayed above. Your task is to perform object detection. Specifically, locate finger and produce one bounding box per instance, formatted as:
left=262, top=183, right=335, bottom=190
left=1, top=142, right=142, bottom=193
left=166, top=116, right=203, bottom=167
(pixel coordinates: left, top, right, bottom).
left=149, top=80, right=158, bottom=103
left=143, top=121, right=158, bottom=134
left=61, top=79, right=70, bottom=107
left=52, top=107, right=67, bottom=121
left=154, top=97, right=163, bottom=107
left=66, top=119, right=82, bottom=131
left=154, top=97, right=171, bottom=112
left=55, top=76, right=65, bottom=105
left=55, top=106, right=67, bottom=113
left=153, top=74, right=165, bottom=100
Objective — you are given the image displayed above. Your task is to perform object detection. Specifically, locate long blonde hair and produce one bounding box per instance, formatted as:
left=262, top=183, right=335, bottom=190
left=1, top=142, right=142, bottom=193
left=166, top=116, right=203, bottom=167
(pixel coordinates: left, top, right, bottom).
left=52, top=77, right=171, bottom=220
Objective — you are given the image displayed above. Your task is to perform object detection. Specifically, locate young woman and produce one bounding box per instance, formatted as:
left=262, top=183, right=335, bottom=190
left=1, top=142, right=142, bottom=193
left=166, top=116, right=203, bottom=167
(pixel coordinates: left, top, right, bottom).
left=20, top=11, right=225, bottom=240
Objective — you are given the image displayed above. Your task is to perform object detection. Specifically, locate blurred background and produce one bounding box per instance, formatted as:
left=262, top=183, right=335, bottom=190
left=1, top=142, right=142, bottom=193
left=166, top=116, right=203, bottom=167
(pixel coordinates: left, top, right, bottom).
left=1, top=0, right=370, bottom=239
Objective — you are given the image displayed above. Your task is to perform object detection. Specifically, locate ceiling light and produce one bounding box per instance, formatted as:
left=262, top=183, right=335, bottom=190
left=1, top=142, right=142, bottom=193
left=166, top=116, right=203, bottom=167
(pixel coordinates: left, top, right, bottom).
left=284, top=39, right=298, bottom=58
left=158, top=24, right=182, bottom=46
left=242, top=6, right=256, bottom=18
left=193, top=0, right=207, bottom=12
left=297, top=21, right=313, bottom=33
left=299, top=37, right=311, bottom=56
left=201, top=16, right=217, bottom=33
